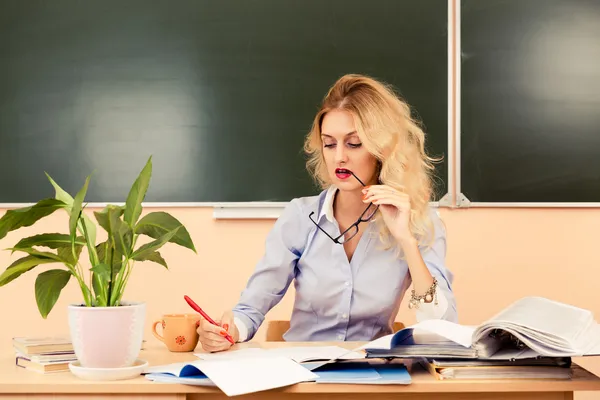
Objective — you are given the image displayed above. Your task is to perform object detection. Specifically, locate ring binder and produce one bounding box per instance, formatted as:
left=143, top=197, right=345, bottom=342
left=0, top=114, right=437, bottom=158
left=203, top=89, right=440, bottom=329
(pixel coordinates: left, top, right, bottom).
left=489, top=329, right=526, bottom=350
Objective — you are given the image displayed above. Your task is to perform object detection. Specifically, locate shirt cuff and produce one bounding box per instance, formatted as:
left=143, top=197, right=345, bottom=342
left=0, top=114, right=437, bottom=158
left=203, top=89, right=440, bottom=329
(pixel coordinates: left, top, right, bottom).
left=415, top=287, right=449, bottom=320
left=234, top=317, right=250, bottom=342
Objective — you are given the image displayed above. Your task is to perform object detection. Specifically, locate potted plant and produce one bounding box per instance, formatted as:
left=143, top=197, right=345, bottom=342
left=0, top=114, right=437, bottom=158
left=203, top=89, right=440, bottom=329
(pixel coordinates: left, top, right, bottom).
left=0, top=156, right=196, bottom=368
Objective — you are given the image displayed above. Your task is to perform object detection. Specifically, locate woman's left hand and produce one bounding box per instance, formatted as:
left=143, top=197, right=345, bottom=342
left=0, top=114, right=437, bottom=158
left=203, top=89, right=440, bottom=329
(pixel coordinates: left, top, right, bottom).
left=362, top=184, right=415, bottom=244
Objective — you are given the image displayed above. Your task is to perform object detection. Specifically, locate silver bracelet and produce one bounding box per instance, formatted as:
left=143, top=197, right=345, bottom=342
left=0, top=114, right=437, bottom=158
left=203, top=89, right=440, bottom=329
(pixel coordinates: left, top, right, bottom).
left=408, top=277, right=438, bottom=309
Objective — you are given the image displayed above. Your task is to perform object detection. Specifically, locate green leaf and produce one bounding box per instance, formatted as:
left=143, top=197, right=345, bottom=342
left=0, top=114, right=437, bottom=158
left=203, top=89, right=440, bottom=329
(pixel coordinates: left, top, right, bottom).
left=47, top=173, right=97, bottom=254
left=92, top=277, right=106, bottom=307
left=116, top=223, right=133, bottom=257
left=6, top=248, right=66, bottom=263
left=124, top=156, right=152, bottom=227
left=0, top=199, right=66, bottom=240
left=35, top=269, right=71, bottom=318
left=13, top=233, right=86, bottom=250
left=0, top=256, right=57, bottom=286
left=69, top=175, right=91, bottom=243
left=90, top=263, right=111, bottom=282
left=134, top=251, right=168, bottom=269
left=94, top=205, right=132, bottom=257
left=58, top=244, right=84, bottom=266
left=46, top=173, right=75, bottom=206
left=96, top=241, right=124, bottom=281
left=93, top=205, right=124, bottom=236
left=135, top=211, right=196, bottom=253
left=90, top=256, right=111, bottom=307
left=131, top=227, right=180, bottom=261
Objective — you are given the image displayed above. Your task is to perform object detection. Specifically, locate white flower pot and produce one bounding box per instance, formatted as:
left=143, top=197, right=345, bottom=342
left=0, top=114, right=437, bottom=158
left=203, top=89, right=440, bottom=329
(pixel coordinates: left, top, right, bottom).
left=68, top=301, right=146, bottom=368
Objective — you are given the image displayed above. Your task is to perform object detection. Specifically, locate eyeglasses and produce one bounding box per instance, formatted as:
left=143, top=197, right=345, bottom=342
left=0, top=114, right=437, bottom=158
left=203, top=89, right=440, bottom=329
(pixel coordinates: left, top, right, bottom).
left=308, top=172, right=379, bottom=244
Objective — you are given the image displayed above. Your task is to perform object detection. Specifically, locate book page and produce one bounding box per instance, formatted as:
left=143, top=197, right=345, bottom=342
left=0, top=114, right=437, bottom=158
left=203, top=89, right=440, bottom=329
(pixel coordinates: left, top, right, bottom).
left=196, top=346, right=365, bottom=363
left=265, top=346, right=365, bottom=362
left=410, top=320, right=476, bottom=347
left=357, top=320, right=475, bottom=351
left=473, top=297, right=597, bottom=354
left=581, top=323, right=600, bottom=355
left=479, top=297, right=592, bottom=340
left=194, top=348, right=264, bottom=360
left=147, top=356, right=318, bottom=395
left=356, top=333, right=395, bottom=350
left=195, top=356, right=318, bottom=396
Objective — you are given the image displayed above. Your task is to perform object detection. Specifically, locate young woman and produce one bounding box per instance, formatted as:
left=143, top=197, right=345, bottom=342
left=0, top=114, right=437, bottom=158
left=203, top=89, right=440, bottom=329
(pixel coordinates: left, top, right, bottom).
left=197, top=74, right=457, bottom=352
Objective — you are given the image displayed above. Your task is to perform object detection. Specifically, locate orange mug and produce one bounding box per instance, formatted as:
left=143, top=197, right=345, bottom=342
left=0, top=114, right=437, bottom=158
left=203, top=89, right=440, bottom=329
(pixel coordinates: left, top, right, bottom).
left=152, top=314, right=200, bottom=352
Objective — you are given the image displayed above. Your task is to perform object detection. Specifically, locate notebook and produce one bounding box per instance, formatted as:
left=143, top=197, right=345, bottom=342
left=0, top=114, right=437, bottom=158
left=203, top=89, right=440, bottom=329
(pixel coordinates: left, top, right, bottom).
left=12, top=336, right=73, bottom=355
left=15, top=351, right=77, bottom=364
left=362, top=296, right=600, bottom=360
left=15, top=356, right=71, bottom=374
left=144, top=356, right=318, bottom=396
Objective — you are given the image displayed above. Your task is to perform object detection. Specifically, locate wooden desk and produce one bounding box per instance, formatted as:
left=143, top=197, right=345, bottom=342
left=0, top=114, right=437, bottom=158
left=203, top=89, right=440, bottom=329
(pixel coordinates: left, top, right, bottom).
left=1, top=341, right=599, bottom=400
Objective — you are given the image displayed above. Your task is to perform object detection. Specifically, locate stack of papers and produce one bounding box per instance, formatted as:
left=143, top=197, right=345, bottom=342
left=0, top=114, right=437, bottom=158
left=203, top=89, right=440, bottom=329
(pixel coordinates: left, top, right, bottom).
left=422, top=358, right=572, bottom=380
left=361, top=297, right=600, bottom=360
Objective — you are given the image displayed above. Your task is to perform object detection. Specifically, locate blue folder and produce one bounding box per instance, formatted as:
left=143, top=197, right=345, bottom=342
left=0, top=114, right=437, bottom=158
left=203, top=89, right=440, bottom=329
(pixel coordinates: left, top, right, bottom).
left=310, top=362, right=412, bottom=384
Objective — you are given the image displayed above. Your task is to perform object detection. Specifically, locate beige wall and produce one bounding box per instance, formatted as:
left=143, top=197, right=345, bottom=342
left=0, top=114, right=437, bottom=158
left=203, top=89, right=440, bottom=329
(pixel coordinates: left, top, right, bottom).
left=0, top=205, right=599, bottom=399
left=1, top=2, right=599, bottom=397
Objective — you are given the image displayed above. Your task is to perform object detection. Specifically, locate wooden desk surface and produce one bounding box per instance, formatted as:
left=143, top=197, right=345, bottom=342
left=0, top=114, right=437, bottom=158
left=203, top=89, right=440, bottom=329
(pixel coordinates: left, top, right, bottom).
left=1, top=341, right=600, bottom=400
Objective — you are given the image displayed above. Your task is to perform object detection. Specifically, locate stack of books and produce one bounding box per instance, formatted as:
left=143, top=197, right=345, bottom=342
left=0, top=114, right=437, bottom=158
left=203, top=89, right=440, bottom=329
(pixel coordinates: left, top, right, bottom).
left=13, top=336, right=77, bottom=374
left=420, top=356, right=572, bottom=380
left=361, top=296, right=600, bottom=380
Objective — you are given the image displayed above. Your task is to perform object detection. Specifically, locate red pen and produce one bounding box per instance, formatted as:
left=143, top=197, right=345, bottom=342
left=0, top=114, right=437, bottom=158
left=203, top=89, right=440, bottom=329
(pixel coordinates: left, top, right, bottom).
left=184, top=295, right=235, bottom=345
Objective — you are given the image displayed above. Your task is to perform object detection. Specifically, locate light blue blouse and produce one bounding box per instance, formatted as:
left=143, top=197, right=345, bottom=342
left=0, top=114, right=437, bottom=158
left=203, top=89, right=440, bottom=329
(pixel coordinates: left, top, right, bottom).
left=232, top=186, right=457, bottom=342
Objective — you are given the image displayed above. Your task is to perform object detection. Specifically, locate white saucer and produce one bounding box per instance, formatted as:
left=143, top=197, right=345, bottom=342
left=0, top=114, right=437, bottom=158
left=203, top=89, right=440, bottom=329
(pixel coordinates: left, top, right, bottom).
left=69, top=359, right=148, bottom=381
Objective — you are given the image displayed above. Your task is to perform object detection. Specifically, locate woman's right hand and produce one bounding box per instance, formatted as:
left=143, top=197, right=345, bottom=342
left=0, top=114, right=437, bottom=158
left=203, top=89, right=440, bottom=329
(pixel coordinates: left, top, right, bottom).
left=196, top=310, right=239, bottom=353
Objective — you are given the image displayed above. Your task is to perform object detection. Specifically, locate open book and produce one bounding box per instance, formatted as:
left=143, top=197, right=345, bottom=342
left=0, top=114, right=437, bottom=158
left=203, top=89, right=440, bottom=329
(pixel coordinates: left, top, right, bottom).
left=362, top=297, right=600, bottom=360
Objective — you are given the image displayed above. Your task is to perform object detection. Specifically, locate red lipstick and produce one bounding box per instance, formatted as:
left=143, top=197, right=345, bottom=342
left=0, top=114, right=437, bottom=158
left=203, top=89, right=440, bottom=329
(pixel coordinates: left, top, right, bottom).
left=335, top=168, right=352, bottom=180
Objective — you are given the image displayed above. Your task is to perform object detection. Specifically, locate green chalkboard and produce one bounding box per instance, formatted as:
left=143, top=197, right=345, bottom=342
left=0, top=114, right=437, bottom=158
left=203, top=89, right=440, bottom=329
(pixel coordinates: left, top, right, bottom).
left=461, top=0, right=600, bottom=203
left=0, top=0, right=448, bottom=203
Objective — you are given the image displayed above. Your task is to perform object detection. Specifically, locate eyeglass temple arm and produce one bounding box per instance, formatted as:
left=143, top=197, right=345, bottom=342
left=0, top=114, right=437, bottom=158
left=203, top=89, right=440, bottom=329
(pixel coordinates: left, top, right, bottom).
left=309, top=212, right=344, bottom=243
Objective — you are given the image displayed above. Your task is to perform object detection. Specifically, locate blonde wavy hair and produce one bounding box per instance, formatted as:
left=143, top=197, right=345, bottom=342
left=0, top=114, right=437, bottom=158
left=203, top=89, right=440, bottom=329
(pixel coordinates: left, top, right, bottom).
left=304, top=74, right=441, bottom=249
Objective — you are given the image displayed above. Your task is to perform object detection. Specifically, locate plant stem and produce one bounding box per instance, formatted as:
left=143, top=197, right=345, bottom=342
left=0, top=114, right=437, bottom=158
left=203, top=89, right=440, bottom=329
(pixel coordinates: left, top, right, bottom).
left=115, top=260, right=133, bottom=306
left=110, top=259, right=127, bottom=306
left=70, top=263, right=91, bottom=306
left=80, top=218, right=99, bottom=266
left=107, top=245, right=114, bottom=307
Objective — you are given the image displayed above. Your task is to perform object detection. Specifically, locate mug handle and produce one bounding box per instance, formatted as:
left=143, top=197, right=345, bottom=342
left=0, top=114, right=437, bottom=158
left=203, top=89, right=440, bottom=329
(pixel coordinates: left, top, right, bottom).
left=152, top=320, right=165, bottom=343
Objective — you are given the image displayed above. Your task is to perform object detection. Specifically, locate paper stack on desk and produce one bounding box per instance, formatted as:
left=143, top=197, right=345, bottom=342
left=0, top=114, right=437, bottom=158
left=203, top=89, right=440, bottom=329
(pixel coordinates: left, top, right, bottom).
left=361, top=296, right=600, bottom=360
left=420, top=357, right=573, bottom=380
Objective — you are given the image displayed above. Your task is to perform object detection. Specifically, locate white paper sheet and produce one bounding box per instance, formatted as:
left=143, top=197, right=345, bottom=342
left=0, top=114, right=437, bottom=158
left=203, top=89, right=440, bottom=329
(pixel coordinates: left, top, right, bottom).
left=197, top=356, right=318, bottom=396
left=147, top=356, right=318, bottom=396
